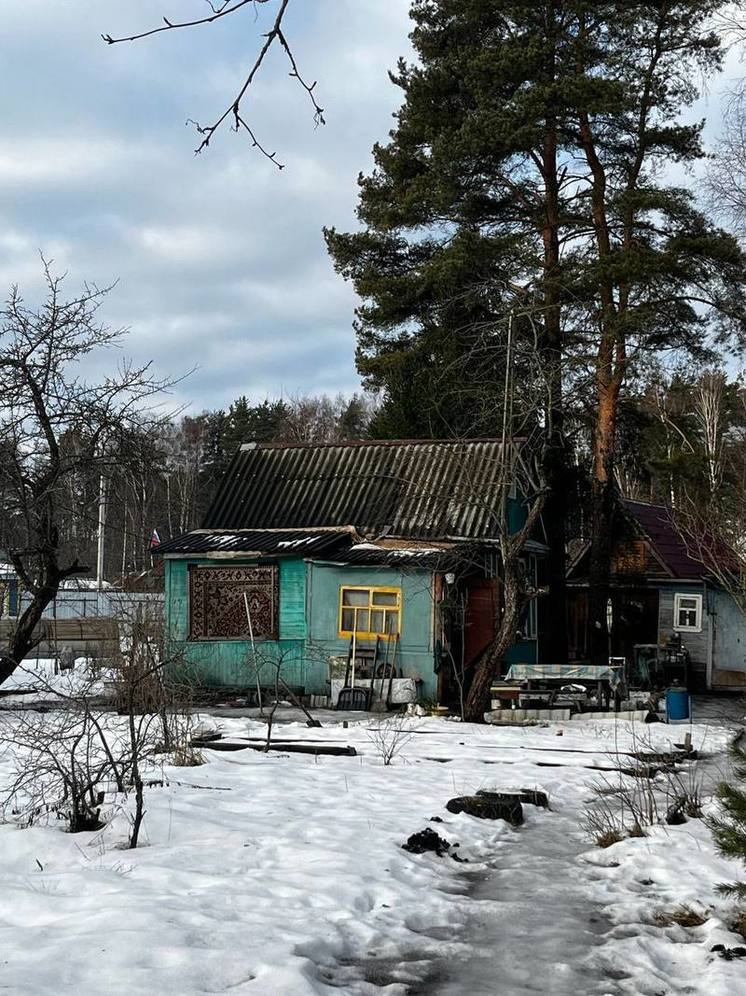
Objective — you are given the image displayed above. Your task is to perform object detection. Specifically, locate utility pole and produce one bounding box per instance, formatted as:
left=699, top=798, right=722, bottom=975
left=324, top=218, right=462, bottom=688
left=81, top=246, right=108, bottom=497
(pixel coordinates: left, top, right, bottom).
left=96, top=474, right=108, bottom=590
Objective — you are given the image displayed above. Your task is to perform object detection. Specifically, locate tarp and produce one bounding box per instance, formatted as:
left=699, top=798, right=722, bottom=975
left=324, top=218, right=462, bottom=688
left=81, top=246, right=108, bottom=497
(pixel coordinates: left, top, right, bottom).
left=505, top=663, right=621, bottom=682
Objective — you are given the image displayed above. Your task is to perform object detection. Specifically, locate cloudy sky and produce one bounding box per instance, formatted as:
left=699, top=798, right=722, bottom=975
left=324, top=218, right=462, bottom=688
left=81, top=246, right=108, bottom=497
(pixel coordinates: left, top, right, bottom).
left=3, top=2, right=740, bottom=415
left=3, top=0, right=412, bottom=412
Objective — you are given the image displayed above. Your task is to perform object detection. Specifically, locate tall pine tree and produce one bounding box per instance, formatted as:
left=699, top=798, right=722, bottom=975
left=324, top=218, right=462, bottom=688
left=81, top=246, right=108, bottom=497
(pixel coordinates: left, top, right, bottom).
left=326, top=0, right=746, bottom=666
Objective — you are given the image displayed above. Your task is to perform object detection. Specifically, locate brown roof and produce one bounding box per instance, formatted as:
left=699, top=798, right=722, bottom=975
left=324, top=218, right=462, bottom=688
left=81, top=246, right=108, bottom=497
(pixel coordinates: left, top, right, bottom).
left=622, top=499, right=738, bottom=580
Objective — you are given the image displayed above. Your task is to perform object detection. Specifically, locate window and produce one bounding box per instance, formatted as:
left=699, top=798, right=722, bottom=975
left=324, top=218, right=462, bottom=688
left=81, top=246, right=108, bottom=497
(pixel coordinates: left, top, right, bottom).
left=189, top=565, right=278, bottom=640
left=522, top=598, right=538, bottom=640
left=520, top=555, right=538, bottom=640
left=339, top=586, right=401, bottom=640
left=673, top=592, right=702, bottom=633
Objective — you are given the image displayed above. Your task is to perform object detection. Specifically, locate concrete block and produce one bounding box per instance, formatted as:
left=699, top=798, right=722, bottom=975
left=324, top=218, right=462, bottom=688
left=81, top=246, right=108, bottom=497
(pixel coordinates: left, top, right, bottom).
left=484, top=708, right=571, bottom=724
left=572, top=709, right=649, bottom=722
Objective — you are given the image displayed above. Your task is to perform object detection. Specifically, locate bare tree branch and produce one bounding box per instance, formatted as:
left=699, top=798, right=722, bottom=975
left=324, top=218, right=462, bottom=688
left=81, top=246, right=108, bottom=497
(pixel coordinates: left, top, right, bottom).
left=104, top=0, right=324, bottom=167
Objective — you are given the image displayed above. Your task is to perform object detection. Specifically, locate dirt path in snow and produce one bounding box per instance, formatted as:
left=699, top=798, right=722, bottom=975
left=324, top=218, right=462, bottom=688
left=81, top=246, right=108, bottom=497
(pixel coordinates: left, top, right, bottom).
left=423, top=807, right=617, bottom=996
left=425, top=708, right=743, bottom=996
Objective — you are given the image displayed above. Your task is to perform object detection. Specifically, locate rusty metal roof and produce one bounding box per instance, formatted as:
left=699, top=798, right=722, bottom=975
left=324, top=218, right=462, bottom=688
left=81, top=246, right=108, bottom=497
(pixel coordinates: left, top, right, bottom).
left=202, top=439, right=509, bottom=540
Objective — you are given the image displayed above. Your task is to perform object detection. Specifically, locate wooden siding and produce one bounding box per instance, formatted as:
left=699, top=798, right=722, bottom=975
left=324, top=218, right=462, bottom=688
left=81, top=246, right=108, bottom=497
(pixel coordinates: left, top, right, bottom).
left=612, top=540, right=654, bottom=576
left=306, top=561, right=438, bottom=700
left=278, top=558, right=307, bottom=640
left=711, top=588, right=746, bottom=688
left=164, top=558, right=315, bottom=691
left=657, top=582, right=708, bottom=683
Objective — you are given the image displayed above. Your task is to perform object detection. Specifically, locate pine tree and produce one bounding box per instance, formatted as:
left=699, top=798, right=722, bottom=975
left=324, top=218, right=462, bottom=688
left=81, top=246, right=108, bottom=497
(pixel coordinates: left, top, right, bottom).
left=326, top=0, right=746, bottom=667
left=326, top=0, right=580, bottom=658
left=710, top=743, right=746, bottom=900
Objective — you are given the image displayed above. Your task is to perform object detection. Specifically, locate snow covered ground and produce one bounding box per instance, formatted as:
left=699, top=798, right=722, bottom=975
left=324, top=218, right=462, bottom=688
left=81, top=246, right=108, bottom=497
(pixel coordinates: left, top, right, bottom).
left=0, top=657, right=108, bottom=702
left=0, top=707, right=744, bottom=995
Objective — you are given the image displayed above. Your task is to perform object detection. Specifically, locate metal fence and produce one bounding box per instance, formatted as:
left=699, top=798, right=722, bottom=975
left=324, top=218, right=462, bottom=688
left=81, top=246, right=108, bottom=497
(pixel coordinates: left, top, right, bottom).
left=19, top=590, right=164, bottom=621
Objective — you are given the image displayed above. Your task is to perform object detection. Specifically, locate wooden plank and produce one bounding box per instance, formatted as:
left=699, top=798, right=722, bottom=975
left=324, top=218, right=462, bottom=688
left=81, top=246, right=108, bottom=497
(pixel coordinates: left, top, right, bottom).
left=194, top=739, right=356, bottom=757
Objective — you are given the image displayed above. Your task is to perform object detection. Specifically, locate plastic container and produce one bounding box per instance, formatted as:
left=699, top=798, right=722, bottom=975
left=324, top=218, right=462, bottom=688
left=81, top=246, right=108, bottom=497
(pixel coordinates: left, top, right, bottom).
left=665, top=686, right=691, bottom=723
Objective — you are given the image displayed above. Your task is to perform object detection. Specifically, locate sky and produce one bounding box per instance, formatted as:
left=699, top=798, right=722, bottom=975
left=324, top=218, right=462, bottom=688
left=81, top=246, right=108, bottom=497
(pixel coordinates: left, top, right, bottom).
left=3, top=0, right=412, bottom=414
left=2, top=1, right=742, bottom=417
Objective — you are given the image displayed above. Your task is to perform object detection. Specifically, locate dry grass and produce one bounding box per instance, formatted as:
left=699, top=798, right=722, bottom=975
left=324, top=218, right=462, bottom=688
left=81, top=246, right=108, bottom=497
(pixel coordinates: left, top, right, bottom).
left=171, top=746, right=204, bottom=767
left=595, top=828, right=625, bottom=848
left=653, top=905, right=709, bottom=928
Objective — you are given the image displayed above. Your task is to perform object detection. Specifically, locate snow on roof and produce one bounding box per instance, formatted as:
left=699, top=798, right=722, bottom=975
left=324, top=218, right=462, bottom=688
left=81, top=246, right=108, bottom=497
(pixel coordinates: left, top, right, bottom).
left=60, top=578, right=115, bottom=590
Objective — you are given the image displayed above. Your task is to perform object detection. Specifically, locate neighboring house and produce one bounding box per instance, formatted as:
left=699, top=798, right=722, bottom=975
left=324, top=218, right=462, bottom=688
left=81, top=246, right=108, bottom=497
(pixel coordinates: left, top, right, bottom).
left=155, top=439, right=547, bottom=703
left=567, top=499, right=746, bottom=690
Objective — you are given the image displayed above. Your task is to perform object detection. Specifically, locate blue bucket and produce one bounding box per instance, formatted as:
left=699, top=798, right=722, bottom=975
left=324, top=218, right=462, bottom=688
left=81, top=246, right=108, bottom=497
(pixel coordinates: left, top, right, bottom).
left=665, top=687, right=690, bottom=723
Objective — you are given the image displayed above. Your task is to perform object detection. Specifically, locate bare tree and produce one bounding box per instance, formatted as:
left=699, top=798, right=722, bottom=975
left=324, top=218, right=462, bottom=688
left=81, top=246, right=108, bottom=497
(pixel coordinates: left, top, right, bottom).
left=440, top=304, right=552, bottom=721
left=0, top=264, right=178, bottom=684
left=367, top=715, right=414, bottom=766
left=112, top=603, right=201, bottom=848
left=1, top=607, right=200, bottom=847
left=694, top=369, right=728, bottom=499
left=283, top=393, right=375, bottom=444
left=706, top=76, right=746, bottom=229
left=103, top=0, right=324, bottom=167
left=461, top=441, right=548, bottom=721
left=673, top=493, right=746, bottom=616
left=0, top=666, right=123, bottom=833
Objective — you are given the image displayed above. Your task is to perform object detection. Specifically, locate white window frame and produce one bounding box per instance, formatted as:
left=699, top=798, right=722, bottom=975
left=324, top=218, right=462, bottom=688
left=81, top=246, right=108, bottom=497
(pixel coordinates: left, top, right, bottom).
left=673, top=592, right=703, bottom=633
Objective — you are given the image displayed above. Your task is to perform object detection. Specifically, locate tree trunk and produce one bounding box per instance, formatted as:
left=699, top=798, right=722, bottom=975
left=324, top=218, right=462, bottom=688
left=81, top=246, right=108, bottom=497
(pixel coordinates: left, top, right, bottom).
left=538, top=0, right=569, bottom=665
left=464, top=563, right=524, bottom=722
left=0, top=579, right=59, bottom=684
left=1, top=550, right=85, bottom=684
left=541, top=370, right=568, bottom=666
left=588, top=382, right=619, bottom=665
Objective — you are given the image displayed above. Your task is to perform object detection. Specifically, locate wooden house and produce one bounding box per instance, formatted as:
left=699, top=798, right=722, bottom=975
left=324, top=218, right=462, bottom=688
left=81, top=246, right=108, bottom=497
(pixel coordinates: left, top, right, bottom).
left=155, top=439, right=546, bottom=704
left=568, top=499, right=746, bottom=690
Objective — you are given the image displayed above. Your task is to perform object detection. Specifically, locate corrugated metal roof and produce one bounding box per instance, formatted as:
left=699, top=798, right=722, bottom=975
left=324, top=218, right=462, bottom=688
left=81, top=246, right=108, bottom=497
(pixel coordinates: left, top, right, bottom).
left=154, top=528, right=353, bottom=558
left=203, top=439, right=509, bottom=540
left=153, top=528, right=464, bottom=569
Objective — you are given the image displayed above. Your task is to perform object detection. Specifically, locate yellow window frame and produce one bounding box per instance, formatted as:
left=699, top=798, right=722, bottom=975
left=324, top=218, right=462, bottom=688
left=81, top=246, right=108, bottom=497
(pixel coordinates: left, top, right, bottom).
left=338, top=585, right=402, bottom=640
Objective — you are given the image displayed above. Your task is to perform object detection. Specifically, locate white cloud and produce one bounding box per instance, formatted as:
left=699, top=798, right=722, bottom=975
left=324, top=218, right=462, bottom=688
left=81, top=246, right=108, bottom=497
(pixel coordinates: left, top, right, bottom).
left=3, top=0, right=413, bottom=412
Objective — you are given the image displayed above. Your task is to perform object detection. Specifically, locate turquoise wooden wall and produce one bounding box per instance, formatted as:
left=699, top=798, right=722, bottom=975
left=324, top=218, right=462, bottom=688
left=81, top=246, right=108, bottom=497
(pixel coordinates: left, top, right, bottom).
left=507, top=495, right=526, bottom=534
left=164, top=556, right=439, bottom=697
left=164, top=525, right=540, bottom=697
left=306, top=561, right=438, bottom=700
left=164, top=557, right=314, bottom=690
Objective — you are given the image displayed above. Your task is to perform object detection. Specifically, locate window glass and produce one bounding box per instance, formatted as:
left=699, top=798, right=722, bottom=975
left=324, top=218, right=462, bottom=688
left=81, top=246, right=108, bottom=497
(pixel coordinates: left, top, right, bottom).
left=343, top=589, right=369, bottom=606
left=339, top=586, right=401, bottom=638
left=372, top=591, right=398, bottom=606
left=674, top=593, right=702, bottom=632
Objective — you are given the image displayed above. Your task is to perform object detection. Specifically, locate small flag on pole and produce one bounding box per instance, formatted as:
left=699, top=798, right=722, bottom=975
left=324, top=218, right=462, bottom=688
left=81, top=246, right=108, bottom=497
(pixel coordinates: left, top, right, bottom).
left=150, top=528, right=161, bottom=549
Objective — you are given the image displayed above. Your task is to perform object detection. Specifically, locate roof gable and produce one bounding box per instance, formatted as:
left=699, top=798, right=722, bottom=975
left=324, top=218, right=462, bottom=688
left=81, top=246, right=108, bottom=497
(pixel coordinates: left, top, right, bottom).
left=622, top=499, right=733, bottom=580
